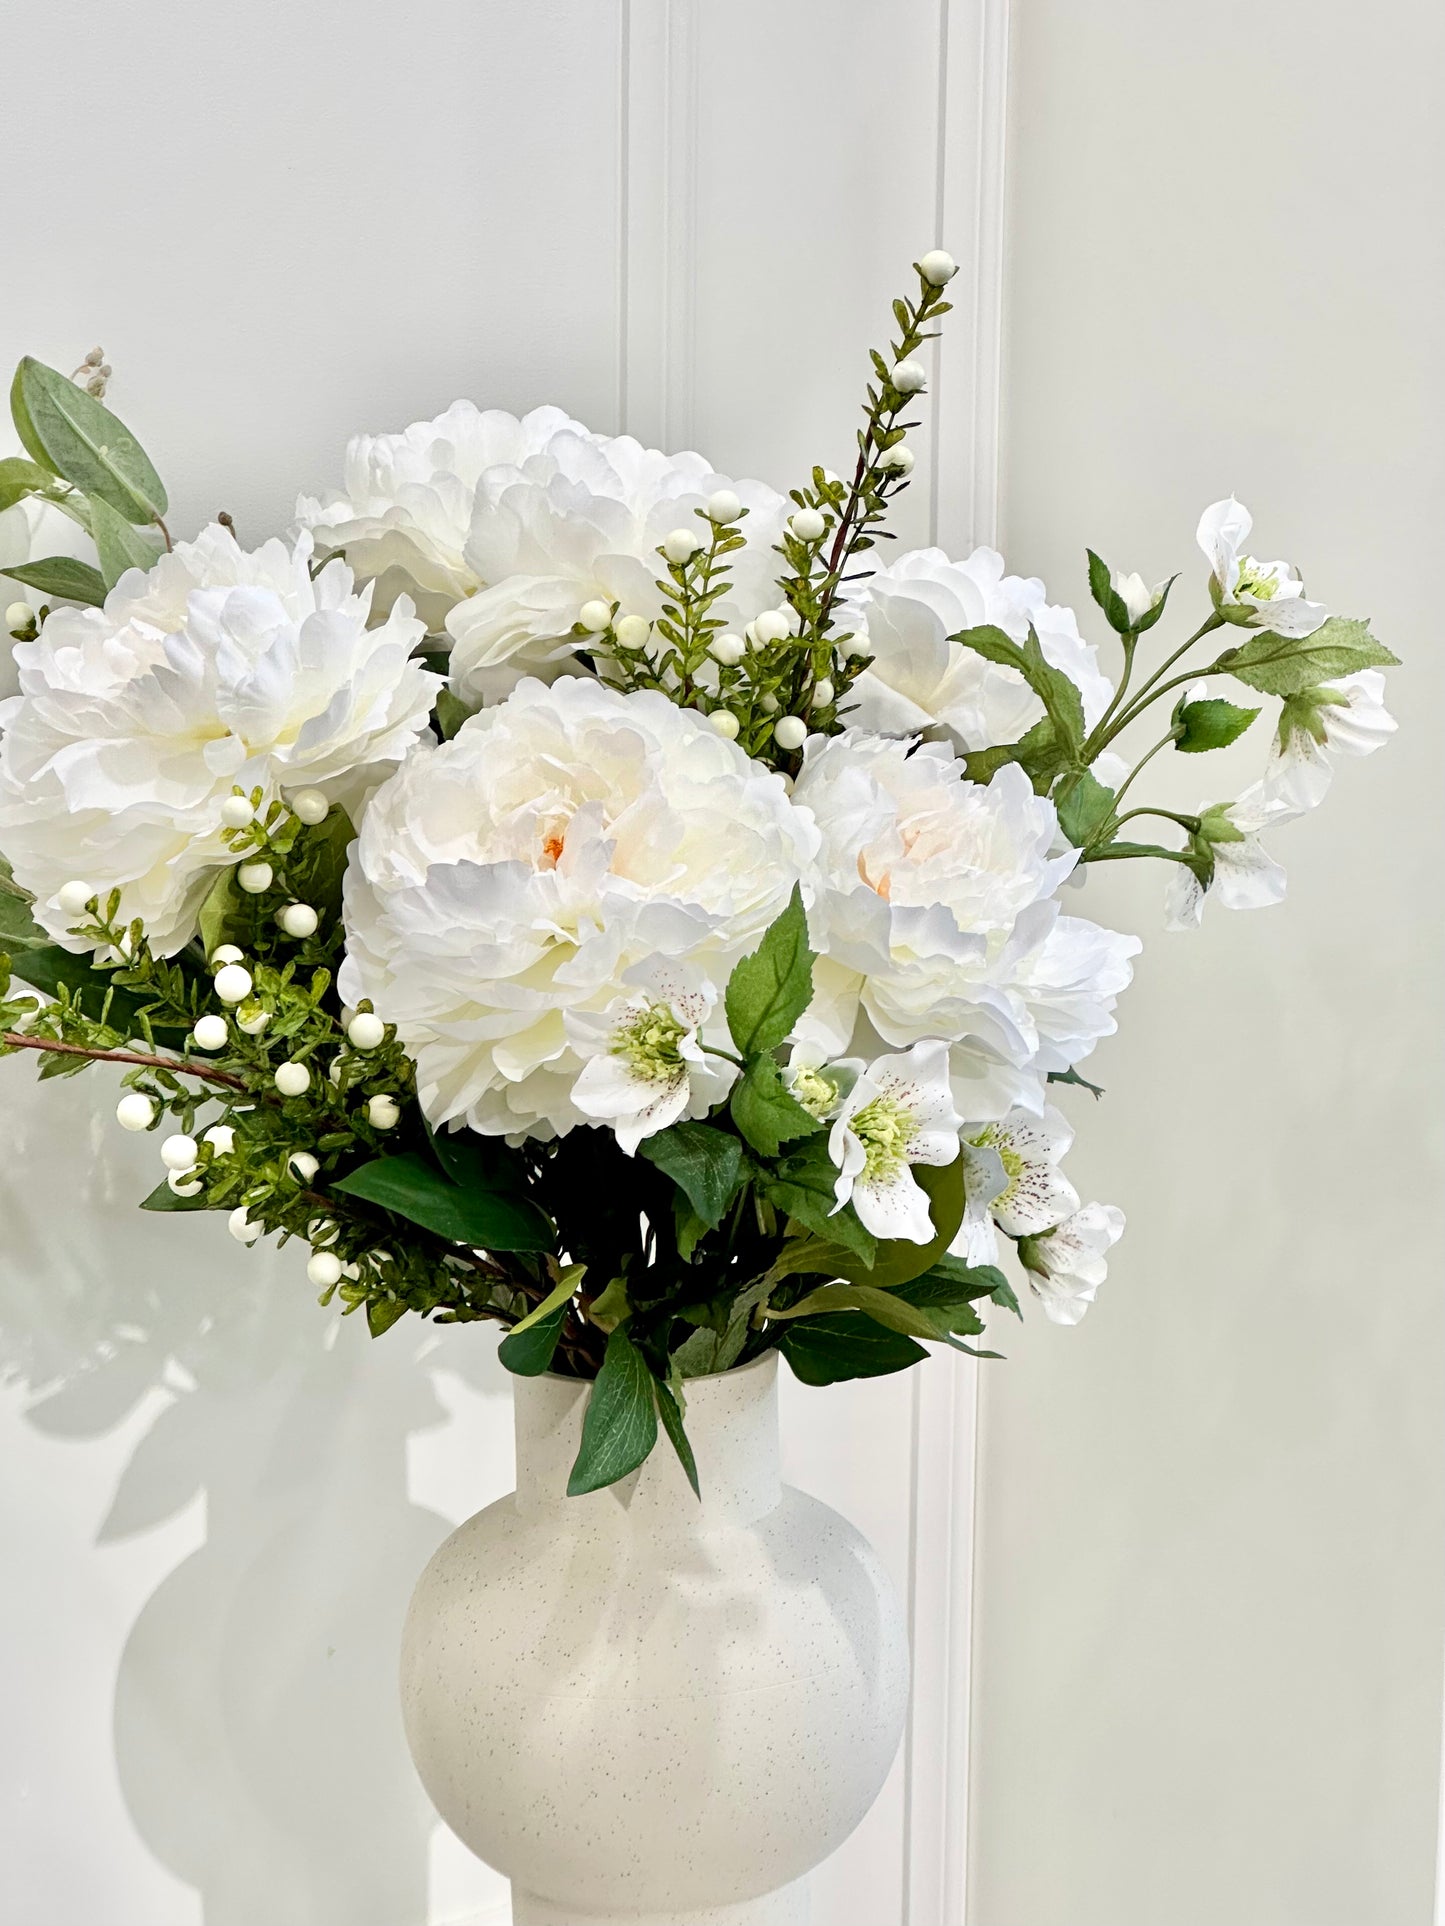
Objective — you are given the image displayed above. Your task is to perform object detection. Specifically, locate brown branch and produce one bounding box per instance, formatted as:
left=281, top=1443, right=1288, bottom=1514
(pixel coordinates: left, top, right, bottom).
left=1, top=1030, right=248, bottom=1091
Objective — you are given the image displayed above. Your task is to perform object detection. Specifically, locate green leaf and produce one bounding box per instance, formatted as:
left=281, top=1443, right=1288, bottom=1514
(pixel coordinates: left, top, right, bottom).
left=640, top=1121, right=743, bottom=1229
left=140, top=1179, right=213, bottom=1213
left=587, top=1274, right=632, bottom=1333
left=89, top=496, right=161, bottom=590
left=11, top=358, right=168, bottom=522
left=567, top=1326, right=659, bottom=1495
left=197, top=866, right=244, bottom=963
left=506, top=1264, right=587, bottom=1338
left=1085, top=549, right=1134, bottom=634
left=1219, top=615, right=1398, bottom=697
left=0, top=875, right=50, bottom=957
left=953, top=625, right=1086, bottom=759
left=366, top=1297, right=409, bottom=1338
left=730, top=1053, right=819, bottom=1159
left=8, top=944, right=183, bottom=1033
left=332, top=1151, right=554, bottom=1252
left=0, top=555, right=107, bottom=607
left=767, top=1280, right=948, bottom=1343
left=778, top=1313, right=928, bottom=1386
left=961, top=717, right=1074, bottom=794
left=1054, top=768, right=1117, bottom=848
left=671, top=1276, right=772, bottom=1378
left=759, top=1136, right=875, bottom=1262
left=1174, top=696, right=1259, bottom=753
left=1047, top=1064, right=1104, bottom=1099
left=654, top=1379, right=701, bottom=1498
left=434, top=687, right=474, bottom=741
left=498, top=1304, right=566, bottom=1376
left=427, top=1120, right=532, bottom=1197
left=724, top=886, right=815, bottom=1055
left=0, top=455, right=56, bottom=514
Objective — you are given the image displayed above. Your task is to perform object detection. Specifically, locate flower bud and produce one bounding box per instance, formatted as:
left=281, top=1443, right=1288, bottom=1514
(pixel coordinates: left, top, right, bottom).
left=614, top=614, right=651, bottom=650
left=168, top=1169, right=204, bottom=1197
left=891, top=359, right=926, bottom=394
left=116, top=1093, right=155, bottom=1133
left=812, top=678, right=835, bottom=707
left=236, top=1006, right=270, bottom=1036
left=290, top=788, right=329, bottom=826
left=56, top=880, right=93, bottom=917
left=708, top=632, right=746, bottom=667
left=237, top=860, right=273, bottom=895
left=709, top=710, right=741, bottom=741
left=279, top=902, right=319, bottom=939
left=774, top=716, right=808, bottom=752
left=274, top=1060, right=312, bottom=1097
left=788, top=508, right=827, bottom=543
left=210, top=944, right=244, bottom=969
left=307, top=1250, right=344, bottom=1289
left=5, top=601, right=35, bottom=637
left=214, top=963, right=253, bottom=1005
left=346, top=1011, right=386, bottom=1051
left=918, top=249, right=957, bottom=285
left=663, top=528, right=702, bottom=565
left=706, top=489, right=742, bottom=524
left=161, top=1133, right=199, bottom=1173
left=191, top=1014, right=229, bottom=1052
left=578, top=598, right=613, bottom=633
left=753, top=609, right=793, bottom=646
left=288, top=1151, right=320, bottom=1183
left=878, top=443, right=914, bottom=475
left=220, top=794, right=255, bottom=829
left=228, top=1206, right=261, bottom=1246
left=203, top=1123, right=236, bottom=1156
left=367, top=1094, right=401, bottom=1131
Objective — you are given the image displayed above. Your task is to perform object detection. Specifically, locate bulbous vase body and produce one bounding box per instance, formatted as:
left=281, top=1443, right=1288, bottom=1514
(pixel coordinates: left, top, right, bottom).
left=400, top=1353, right=909, bottom=1925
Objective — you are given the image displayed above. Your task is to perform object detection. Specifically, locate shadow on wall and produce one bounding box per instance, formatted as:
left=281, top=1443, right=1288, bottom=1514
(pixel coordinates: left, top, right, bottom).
left=0, top=1067, right=510, bottom=1926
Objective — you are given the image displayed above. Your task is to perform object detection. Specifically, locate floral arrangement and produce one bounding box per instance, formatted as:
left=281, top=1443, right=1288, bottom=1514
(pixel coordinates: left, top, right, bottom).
left=0, top=255, right=1397, bottom=1494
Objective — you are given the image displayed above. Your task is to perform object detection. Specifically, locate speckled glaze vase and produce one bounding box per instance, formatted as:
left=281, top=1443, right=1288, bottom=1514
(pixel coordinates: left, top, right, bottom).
left=400, top=1351, right=909, bottom=1926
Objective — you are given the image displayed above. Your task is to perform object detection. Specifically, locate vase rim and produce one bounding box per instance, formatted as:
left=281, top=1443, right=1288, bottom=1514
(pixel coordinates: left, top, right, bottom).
left=530, top=1349, right=779, bottom=1391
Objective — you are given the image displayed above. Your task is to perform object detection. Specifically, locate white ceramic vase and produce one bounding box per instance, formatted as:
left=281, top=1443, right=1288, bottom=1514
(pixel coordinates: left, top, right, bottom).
left=400, top=1351, right=910, bottom=1925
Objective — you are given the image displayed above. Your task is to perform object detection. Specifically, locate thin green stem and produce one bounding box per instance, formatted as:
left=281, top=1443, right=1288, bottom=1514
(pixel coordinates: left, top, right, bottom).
left=1106, top=729, right=1178, bottom=814
left=1084, top=612, right=1226, bottom=758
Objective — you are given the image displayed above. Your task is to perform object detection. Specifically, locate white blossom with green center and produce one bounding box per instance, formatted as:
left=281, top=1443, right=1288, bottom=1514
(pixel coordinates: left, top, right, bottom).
left=828, top=1040, right=962, bottom=1243
left=954, top=1105, right=1080, bottom=1267
left=783, top=1042, right=860, bottom=1123
left=567, top=964, right=736, bottom=1156
left=1196, top=496, right=1326, bottom=637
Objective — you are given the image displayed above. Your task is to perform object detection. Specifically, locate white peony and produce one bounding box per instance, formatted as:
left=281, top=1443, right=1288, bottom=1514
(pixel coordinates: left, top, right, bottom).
left=445, top=431, right=788, bottom=706
left=0, top=524, right=439, bottom=955
left=0, top=492, right=99, bottom=701
left=339, top=677, right=817, bottom=1142
left=1257, top=669, right=1397, bottom=814
left=792, top=731, right=1139, bottom=1119
left=839, top=546, right=1114, bottom=750
left=1196, top=497, right=1327, bottom=637
left=1019, top=1200, right=1125, bottom=1325
left=295, top=401, right=586, bottom=630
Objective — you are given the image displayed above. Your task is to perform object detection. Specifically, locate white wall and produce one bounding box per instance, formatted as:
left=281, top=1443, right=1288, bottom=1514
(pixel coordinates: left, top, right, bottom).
left=970, top=3, right=1445, bottom=1923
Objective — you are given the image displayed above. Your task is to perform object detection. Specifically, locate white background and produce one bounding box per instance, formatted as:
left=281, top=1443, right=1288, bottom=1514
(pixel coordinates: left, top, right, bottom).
left=0, top=4, right=1441, bottom=1924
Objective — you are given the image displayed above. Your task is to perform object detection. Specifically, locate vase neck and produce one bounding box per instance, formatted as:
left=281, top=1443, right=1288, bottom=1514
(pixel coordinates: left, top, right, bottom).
left=512, top=1352, right=782, bottom=1527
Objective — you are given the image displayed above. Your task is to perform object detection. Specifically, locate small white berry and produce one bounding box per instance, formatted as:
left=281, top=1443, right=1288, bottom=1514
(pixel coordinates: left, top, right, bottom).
left=307, top=1216, right=339, bottom=1247
left=578, top=598, right=612, bottom=633
left=708, top=632, right=746, bottom=667
left=878, top=443, right=914, bottom=475
left=161, top=1133, right=199, bottom=1173
left=367, top=1094, right=401, bottom=1131
left=236, top=1006, right=270, bottom=1036
left=328, top=1057, right=346, bottom=1087
left=279, top=902, right=319, bottom=940
left=820, top=469, right=841, bottom=488
left=346, top=1011, right=386, bottom=1051
left=214, top=963, right=253, bottom=1005
left=614, top=614, right=651, bottom=650
left=789, top=508, right=827, bottom=543
left=753, top=609, right=793, bottom=646
left=203, top=1123, right=235, bottom=1156
left=116, top=1092, right=155, bottom=1133
left=288, top=1151, right=319, bottom=1183
left=220, top=794, right=255, bottom=829
left=274, top=1061, right=312, bottom=1098
left=813, top=678, right=836, bottom=707
left=210, top=944, right=244, bottom=970
left=760, top=691, right=780, bottom=714
left=237, top=861, right=273, bottom=895
left=773, top=716, right=808, bottom=752
left=663, top=527, right=702, bottom=565
left=918, top=248, right=957, bottom=285
left=290, top=788, right=329, bottom=826
left=168, top=1169, right=204, bottom=1197
left=5, top=601, right=34, bottom=636
left=57, top=880, right=93, bottom=917
left=706, top=489, right=742, bottom=524
left=891, top=359, right=926, bottom=394
left=228, top=1206, right=261, bottom=1246
left=708, top=710, right=741, bottom=741
left=191, top=1014, right=229, bottom=1052
left=307, top=1250, right=344, bottom=1289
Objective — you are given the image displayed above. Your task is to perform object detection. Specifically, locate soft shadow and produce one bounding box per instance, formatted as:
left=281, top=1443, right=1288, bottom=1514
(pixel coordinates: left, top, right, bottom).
left=0, top=1068, right=509, bottom=1925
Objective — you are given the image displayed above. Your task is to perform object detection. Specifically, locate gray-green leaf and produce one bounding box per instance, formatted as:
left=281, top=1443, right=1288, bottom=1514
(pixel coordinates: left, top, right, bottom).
left=1219, top=615, right=1398, bottom=697
left=11, top=358, right=168, bottom=523
left=90, top=496, right=161, bottom=589
left=0, top=555, right=107, bottom=607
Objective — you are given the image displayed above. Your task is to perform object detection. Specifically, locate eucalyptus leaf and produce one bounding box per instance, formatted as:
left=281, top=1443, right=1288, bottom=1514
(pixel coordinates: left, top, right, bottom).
left=0, top=455, right=55, bottom=514
left=90, top=496, right=161, bottom=589
left=332, top=1151, right=554, bottom=1252
left=567, top=1326, right=659, bottom=1495
left=0, top=555, right=107, bottom=607
left=11, top=358, right=168, bottom=522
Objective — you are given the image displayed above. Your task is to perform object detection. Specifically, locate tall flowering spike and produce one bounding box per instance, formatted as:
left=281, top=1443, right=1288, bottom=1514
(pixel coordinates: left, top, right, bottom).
left=827, top=1040, right=963, bottom=1243
left=0, top=524, right=439, bottom=955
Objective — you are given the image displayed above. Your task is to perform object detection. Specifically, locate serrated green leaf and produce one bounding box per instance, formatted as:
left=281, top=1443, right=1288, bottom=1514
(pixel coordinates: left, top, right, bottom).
left=567, top=1326, right=658, bottom=1494
left=11, top=358, right=167, bottom=522
left=961, top=717, right=1073, bottom=794
left=730, top=1054, right=819, bottom=1158
left=1174, top=696, right=1259, bottom=753
left=777, top=1313, right=927, bottom=1386
left=1085, top=549, right=1133, bottom=634
left=89, top=496, right=161, bottom=590
left=1054, top=768, right=1117, bottom=847
left=332, top=1151, right=554, bottom=1252
left=1219, top=615, right=1398, bottom=697
left=639, top=1121, right=743, bottom=1229
left=0, top=555, right=107, bottom=607
left=759, top=1136, right=875, bottom=1262
left=953, top=625, right=1086, bottom=758
left=724, top=886, right=815, bottom=1055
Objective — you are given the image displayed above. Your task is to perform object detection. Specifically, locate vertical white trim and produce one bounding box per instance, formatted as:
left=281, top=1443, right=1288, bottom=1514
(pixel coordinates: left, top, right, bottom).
left=907, top=5, right=1011, bottom=1923
left=621, top=0, right=700, bottom=450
